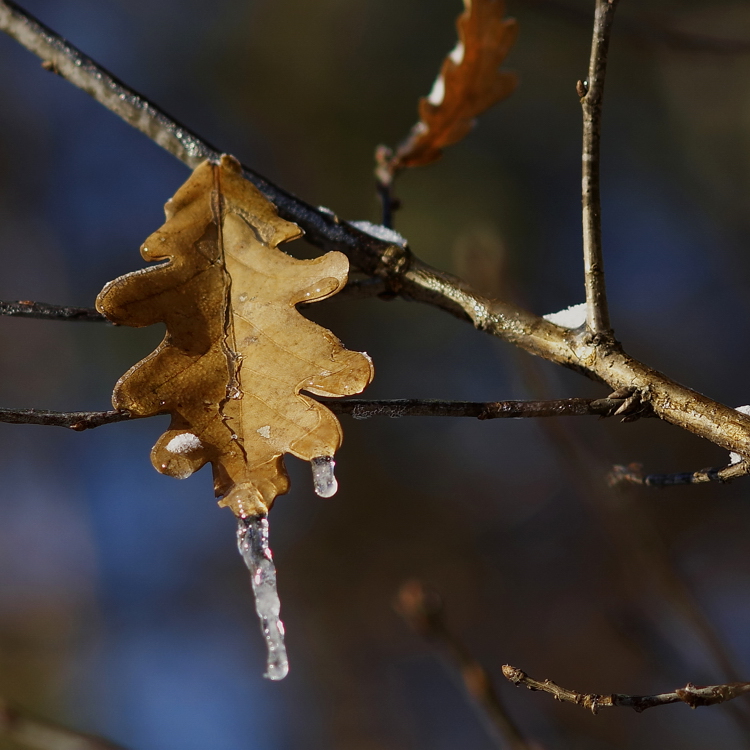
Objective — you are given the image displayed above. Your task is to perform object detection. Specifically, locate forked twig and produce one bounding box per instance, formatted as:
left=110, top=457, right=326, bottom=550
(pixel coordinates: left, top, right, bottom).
left=580, top=0, right=618, bottom=335
left=396, top=581, right=533, bottom=750
left=503, top=665, right=750, bottom=714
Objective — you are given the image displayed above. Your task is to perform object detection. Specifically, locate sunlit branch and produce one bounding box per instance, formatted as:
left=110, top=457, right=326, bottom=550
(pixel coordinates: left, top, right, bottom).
left=502, top=665, right=750, bottom=714
left=579, top=0, right=618, bottom=335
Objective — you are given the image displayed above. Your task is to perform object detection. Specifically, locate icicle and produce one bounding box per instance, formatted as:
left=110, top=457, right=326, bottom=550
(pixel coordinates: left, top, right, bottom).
left=311, top=455, right=338, bottom=498
left=237, top=516, right=289, bottom=680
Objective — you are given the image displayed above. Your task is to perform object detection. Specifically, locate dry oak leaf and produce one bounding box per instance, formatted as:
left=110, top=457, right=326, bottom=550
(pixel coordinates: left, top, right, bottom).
left=96, top=155, right=373, bottom=518
left=383, top=0, right=518, bottom=176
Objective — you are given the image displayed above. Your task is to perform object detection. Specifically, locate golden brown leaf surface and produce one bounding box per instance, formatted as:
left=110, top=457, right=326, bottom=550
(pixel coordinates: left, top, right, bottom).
left=385, top=0, right=518, bottom=174
left=96, top=155, right=373, bottom=517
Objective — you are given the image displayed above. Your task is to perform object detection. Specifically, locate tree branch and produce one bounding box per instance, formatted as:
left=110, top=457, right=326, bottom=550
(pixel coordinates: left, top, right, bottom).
left=0, top=408, right=132, bottom=430
left=0, top=300, right=106, bottom=322
left=502, top=665, right=750, bottom=714
left=0, top=696, right=128, bottom=750
left=579, top=0, right=618, bottom=336
left=3, top=1, right=750, bottom=467
left=608, top=461, right=750, bottom=488
left=0, top=396, right=647, bottom=431
left=396, top=581, right=533, bottom=750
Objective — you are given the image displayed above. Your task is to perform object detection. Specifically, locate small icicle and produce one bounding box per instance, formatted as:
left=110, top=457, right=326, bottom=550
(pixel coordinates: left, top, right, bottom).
left=311, top=456, right=338, bottom=498
left=237, top=516, right=289, bottom=680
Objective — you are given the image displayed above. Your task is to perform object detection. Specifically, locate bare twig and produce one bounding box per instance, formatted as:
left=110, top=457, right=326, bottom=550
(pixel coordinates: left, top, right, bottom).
left=502, top=665, right=750, bottom=714
left=396, top=581, right=533, bottom=750
left=0, top=396, right=647, bottom=431
left=4, top=1, right=750, bottom=464
left=0, top=696, right=128, bottom=750
left=0, top=408, right=132, bottom=430
left=580, top=0, right=618, bottom=336
left=609, top=461, right=750, bottom=488
left=0, top=300, right=106, bottom=322
left=325, top=396, right=649, bottom=419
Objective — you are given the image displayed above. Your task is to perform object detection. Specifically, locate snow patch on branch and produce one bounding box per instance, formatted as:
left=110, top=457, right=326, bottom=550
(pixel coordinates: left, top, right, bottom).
left=729, top=405, right=750, bottom=465
left=349, top=221, right=407, bottom=246
left=543, top=303, right=587, bottom=329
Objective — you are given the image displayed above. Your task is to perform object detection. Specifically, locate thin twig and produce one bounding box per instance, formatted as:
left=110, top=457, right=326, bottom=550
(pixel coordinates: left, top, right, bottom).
left=0, top=696, right=128, bottom=750
left=324, top=396, right=648, bottom=419
left=502, top=665, right=750, bottom=714
left=580, top=0, right=618, bottom=336
left=4, top=1, right=750, bottom=463
left=0, top=300, right=107, bottom=322
left=608, top=461, right=750, bottom=488
left=0, top=396, right=649, bottom=431
left=396, top=581, right=533, bottom=750
left=0, top=408, right=132, bottom=430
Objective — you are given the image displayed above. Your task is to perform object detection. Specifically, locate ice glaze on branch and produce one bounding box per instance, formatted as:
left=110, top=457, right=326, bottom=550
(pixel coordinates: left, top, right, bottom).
left=3, top=0, right=750, bottom=465
left=502, top=665, right=750, bottom=714
left=0, top=300, right=106, bottom=321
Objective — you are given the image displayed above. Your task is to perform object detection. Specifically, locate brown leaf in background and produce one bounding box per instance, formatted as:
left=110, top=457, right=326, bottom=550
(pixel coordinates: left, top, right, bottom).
left=97, top=155, right=373, bottom=518
left=380, top=0, right=518, bottom=179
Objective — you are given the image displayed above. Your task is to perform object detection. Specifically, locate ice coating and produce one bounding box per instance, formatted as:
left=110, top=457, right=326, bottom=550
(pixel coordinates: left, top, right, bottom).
left=237, top=516, right=289, bottom=680
left=311, top=456, right=338, bottom=498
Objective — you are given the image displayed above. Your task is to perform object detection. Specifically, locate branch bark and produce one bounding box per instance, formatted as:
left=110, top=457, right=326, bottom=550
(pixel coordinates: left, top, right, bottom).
left=3, top=0, right=750, bottom=467
left=502, top=665, right=750, bottom=714
left=579, top=0, right=618, bottom=336
left=0, top=300, right=107, bottom=322
left=0, top=396, right=644, bottom=430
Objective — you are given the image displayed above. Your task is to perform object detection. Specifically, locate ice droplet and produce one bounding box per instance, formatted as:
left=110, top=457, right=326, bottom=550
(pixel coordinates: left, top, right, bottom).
left=237, top=516, right=288, bottom=680
left=311, top=456, right=338, bottom=498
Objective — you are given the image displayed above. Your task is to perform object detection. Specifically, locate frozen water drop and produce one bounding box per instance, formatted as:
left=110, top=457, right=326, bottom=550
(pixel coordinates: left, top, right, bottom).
left=311, top=456, right=338, bottom=498
left=237, top=516, right=289, bottom=681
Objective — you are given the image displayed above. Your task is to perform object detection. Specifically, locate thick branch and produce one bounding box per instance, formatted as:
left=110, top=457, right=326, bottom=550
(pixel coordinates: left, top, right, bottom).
left=3, top=1, right=750, bottom=464
left=0, top=300, right=106, bottom=321
left=580, top=0, right=618, bottom=335
left=396, top=582, right=532, bottom=750
left=0, top=696, right=127, bottom=750
left=502, top=665, right=750, bottom=714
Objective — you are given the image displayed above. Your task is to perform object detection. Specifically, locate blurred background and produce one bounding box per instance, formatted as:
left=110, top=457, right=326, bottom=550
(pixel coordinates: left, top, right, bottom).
left=2, top=0, right=750, bottom=748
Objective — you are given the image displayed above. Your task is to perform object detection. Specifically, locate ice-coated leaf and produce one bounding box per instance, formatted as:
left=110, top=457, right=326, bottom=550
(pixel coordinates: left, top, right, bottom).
left=385, top=0, right=518, bottom=173
left=96, top=155, right=374, bottom=517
